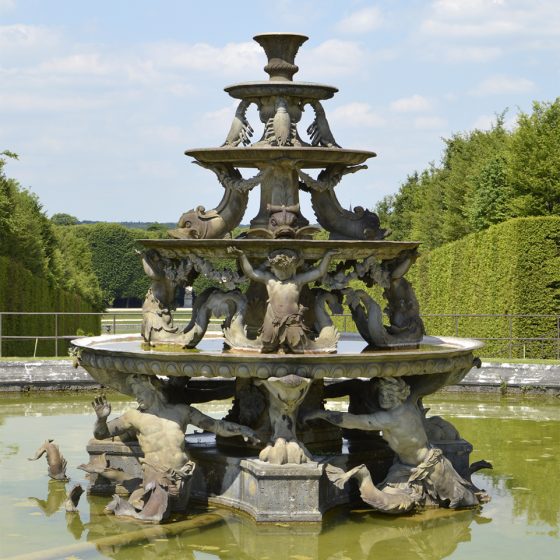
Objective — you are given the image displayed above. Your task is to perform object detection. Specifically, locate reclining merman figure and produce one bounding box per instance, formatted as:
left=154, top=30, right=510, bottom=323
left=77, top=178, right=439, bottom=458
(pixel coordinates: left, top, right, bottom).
left=91, top=374, right=259, bottom=521
left=304, top=376, right=489, bottom=514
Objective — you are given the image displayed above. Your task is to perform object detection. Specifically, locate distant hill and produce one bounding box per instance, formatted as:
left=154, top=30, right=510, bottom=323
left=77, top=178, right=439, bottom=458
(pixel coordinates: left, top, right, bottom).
left=79, top=221, right=176, bottom=230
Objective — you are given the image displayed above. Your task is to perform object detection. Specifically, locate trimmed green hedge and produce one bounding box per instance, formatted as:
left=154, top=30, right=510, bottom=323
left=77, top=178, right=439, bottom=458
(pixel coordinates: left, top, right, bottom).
left=408, top=217, right=560, bottom=358
left=0, top=256, right=100, bottom=357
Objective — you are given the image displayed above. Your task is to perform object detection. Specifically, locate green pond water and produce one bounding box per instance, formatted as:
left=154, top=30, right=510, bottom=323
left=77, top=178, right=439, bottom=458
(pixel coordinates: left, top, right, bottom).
left=0, top=392, right=558, bottom=560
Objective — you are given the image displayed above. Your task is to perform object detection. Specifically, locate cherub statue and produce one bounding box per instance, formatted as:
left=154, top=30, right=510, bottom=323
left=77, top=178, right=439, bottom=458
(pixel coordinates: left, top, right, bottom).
left=304, top=375, right=489, bottom=514
left=230, top=248, right=337, bottom=353
left=91, top=375, right=259, bottom=520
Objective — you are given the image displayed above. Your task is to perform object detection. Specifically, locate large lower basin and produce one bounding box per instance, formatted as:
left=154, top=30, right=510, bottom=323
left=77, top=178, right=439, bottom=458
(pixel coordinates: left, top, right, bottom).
left=73, top=334, right=482, bottom=381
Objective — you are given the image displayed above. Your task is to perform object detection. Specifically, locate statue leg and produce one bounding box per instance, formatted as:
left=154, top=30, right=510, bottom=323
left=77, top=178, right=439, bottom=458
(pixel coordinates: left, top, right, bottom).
left=256, top=375, right=313, bottom=465
left=326, top=463, right=417, bottom=515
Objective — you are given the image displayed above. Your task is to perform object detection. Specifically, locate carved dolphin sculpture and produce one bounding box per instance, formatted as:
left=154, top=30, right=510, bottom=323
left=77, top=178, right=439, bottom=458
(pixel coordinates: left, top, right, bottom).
left=298, top=165, right=387, bottom=240
left=326, top=464, right=417, bottom=515
left=306, top=100, right=341, bottom=148
left=78, top=452, right=138, bottom=483
left=343, top=288, right=424, bottom=348
left=28, top=439, right=68, bottom=481
left=222, top=99, right=254, bottom=147
left=305, top=288, right=343, bottom=352
left=105, top=482, right=170, bottom=523
left=272, top=97, right=291, bottom=146
left=64, top=483, right=84, bottom=512
left=170, top=162, right=262, bottom=240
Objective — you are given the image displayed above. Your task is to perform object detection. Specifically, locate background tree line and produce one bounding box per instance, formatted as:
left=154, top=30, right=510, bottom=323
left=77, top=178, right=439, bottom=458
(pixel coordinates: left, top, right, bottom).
left=375, top=99, right=560, bottom=248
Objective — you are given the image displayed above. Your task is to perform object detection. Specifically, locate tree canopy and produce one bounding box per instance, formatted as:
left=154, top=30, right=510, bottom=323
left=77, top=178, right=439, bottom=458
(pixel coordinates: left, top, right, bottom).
left=376, top=99, right=560, bottom=249
left=0, top=151, right=103, bottom=309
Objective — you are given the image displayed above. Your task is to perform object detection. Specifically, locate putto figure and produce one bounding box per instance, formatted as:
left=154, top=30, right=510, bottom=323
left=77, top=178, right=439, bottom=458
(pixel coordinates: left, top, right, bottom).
left=304, top=376, right=488, bottom=514
left=231, top=248, right=337, bottom=353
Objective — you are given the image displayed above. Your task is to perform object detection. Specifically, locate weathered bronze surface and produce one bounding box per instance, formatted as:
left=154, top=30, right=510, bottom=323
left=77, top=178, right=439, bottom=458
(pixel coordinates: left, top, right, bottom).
left=71, top=32, right=488, bottom=523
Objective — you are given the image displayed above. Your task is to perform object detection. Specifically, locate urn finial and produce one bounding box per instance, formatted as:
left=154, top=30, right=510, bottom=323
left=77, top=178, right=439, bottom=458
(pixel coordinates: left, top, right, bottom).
left=253, top=32, right=309, bottom=81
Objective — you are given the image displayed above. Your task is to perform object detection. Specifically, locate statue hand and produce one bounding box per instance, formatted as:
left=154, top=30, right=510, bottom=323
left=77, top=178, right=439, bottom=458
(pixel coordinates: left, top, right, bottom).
left=302, top=409, right=327, bottom=425
left=227, top=246, right=243, bottom=256
left=239, top=426, right=260, bottom=446
left=92, top=396, right=111, bottom=420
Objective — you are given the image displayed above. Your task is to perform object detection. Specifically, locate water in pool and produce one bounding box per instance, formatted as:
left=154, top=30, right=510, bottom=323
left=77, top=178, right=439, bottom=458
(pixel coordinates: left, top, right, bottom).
left=0, top=392, right=558, bottom=559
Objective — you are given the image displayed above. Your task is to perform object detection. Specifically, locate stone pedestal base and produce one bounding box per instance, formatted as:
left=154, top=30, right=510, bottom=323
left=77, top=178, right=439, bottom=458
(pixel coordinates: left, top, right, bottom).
left=189, top=436, right=347, bottom=522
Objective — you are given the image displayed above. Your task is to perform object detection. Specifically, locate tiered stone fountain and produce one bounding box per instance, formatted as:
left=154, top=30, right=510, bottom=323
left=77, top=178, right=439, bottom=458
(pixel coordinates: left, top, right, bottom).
left=73, top=33, right=485, bottom=523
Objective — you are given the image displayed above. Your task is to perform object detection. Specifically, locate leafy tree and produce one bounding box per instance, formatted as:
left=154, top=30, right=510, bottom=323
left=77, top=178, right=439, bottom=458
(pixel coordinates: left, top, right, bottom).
left=146, top=222, right=168, bottom=232
left=468, top=155, right=512, bottom=231
left=376, top=101, right=558, bottom=248
left=375, top=172, right=421, bottom=241
left=410, top=167, right=446, bottom=249
left=71, top=223, right=151, bottom=306
left=52, top=226, right=103, bottom=308
left=508, top=99, right=560, bottom=216
left=0, top=150, right=102, bottom=311
left=51, top=212, right=79, bottom=226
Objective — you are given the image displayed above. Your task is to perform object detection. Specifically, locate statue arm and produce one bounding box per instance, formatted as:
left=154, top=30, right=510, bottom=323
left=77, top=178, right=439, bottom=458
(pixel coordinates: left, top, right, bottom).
left=237, top=253, right=270, bottom=283
left=296, top=250, right=337, bottom=284
left=304, top=409, right=389, bottom=431
left=94, top=414, right=134, bottom=440
left=188, top=406, right=258, bottom=443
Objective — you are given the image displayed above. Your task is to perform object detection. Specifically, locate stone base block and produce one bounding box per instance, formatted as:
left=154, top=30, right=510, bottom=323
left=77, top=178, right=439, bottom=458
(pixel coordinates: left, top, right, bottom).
left=189, top=437, right=348, bottom=522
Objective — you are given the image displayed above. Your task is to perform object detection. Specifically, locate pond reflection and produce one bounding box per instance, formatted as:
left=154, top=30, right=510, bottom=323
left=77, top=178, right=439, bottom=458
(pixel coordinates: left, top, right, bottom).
left=2, top=392, right=558, bottom=559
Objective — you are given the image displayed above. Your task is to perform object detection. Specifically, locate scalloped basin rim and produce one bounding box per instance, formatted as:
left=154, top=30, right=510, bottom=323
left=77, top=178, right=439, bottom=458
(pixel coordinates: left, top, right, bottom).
left=185, top=147, right=376, bottom=168
left=224, top=81, right=339, bottom=99
left=73, top=334, right=483, bottom=381
left=138, top=239, right=421, bottom=261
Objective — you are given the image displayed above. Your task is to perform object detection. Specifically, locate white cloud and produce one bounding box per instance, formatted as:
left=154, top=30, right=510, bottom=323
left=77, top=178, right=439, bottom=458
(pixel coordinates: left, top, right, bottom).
left=147, top=40, right=262, bottom=77
left=413, top=116, right=447, bottom=130
left=472, top=112, right=517, bottom=131
left=39, top=53, right=113, bottom=76
left=0, top=24, right=59, bottom=53
left=299, top=40, right=367, bottom=78
left=421, top=18, right=518, bottom=38
left=471, top=114, right=495, bottom=131
left=390, top=95, right=431, bottom=113
left=0, top=92, right=113, bottom=112
left=0, top=0, right=15, bottom=14
left=470, top=75, right=536, bottom=96
left=330, top=102, right=386, bottom=128
left=422, top=0, right=560, bottom=41
left=444, top=46, right=502, bottom=62
left=336, top=6, right=383, bottom=34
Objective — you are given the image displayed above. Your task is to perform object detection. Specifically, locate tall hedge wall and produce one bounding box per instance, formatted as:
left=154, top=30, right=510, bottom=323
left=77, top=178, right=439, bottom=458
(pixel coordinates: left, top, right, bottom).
left=408, top=217, right=560, bottom=358
left=0, top=256, right=100, bottom=357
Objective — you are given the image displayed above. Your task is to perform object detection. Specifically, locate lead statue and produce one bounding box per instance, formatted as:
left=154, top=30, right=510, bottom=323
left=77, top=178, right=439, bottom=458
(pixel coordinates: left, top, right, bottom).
left=304, top=376, right=489, bottom=514
left=231, top=248, right=337, bottom=353
left=91, top=375, right=259, bottom=521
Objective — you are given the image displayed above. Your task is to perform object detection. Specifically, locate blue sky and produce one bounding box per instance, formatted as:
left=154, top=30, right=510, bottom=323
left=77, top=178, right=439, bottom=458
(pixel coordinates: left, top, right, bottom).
left=1, top=0, right=558, bottom=222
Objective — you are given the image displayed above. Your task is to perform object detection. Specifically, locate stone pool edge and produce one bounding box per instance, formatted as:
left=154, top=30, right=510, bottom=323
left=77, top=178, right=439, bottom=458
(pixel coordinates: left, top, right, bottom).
left=0, top=360, right=558, bottom=395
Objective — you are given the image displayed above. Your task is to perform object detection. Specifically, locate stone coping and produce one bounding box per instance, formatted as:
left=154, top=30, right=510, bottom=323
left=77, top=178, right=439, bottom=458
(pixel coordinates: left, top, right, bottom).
left=184, top=146, right=375, bottom=168
left=73, top=334, right=481, bottom=381
left=138, top=238, right=420, bottom=261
